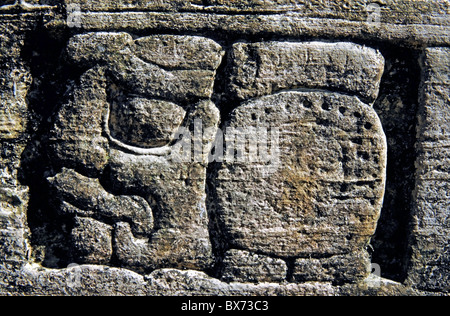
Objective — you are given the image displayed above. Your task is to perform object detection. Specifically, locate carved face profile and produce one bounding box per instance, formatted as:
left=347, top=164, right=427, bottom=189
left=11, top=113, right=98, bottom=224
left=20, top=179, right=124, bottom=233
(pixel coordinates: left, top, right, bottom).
left=48, top=33, right=224, bottom=272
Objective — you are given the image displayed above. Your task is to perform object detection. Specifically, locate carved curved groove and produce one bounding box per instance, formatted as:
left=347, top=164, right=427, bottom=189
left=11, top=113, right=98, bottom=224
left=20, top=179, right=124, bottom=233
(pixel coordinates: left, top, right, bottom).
left=102, top=103, right=172, bottom=156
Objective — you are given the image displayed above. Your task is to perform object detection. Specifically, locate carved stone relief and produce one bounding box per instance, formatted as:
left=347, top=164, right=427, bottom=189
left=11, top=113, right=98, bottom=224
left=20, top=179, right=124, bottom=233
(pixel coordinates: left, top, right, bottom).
left=1, top=1, right=449, bottom=296
left=31, top=32, right=388, bottom=283
left=47, top=33, right=223, bottom=272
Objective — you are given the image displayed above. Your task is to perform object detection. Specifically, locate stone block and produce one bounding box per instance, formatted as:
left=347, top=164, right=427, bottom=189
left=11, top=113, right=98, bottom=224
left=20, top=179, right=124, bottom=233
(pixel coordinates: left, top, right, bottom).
left=214, top=91, right=387, bottom=261
left=407, top=47, right=450, bottom=293
left=228, top=41, right=385, bottom=102
left=71, top=217, right=113, bottom=265
left=220, top=249, right=288, bottom=283
left=293, top=252, right=371, bottom=283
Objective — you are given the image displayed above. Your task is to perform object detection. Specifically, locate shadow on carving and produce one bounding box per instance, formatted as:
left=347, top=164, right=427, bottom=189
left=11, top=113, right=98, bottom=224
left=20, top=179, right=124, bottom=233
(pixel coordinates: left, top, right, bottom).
left=16, top=27, right=420, bottom=286
left=371, top=45, right=420, bottom=282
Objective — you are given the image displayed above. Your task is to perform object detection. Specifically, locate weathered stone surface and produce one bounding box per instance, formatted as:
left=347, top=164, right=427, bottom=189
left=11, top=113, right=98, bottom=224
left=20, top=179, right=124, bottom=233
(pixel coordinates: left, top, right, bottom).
left=2, top=264, right=339, bottom=296
left=49, top=66, right=110, bottom=176
left=0, top=0, right=57, bottom=12
left=48, top=168, right=153, bottom=237
left=228, top=41, right=385, bottom=102
left=108, top=56, right=216, bottom=103
left=407, top=47, right=450, bottom=293
left=72, top=12, right=450, bottom=47
left=114, top=220, right=213, bottom=273
left=0, top=23, right=32, bottom=271
left=0, top=187, right=30, bottom=266
left=66, top=32, right=134, bottom=66
left=1, top=263, right=433, bottom=296
left=66, top=32, right=225, bottom=103
left=1, top=1, right=450, bottom=297
left=63, top=0, right=449, bottom=26
left=214, top=91, right=387, bottom=259
left=293, top=251, right=371, bottom=283
left=108, top=97, right=186, bottom=149
left=220, top=249, right=288, bottom=283
left=213, top=90, right=387, bottom=282
left=0, top=65, right=31, bottom=140
left=145, top=268, right=336, bottom=296
left=71, top=217, right=113, bottom=265
left=338, top=275, right=434, bottom=296
left=106, top=100, right=220, bottom=272
left=46, top=31, right=223, bottom=274
left=134, top=35, right=224, bottom=71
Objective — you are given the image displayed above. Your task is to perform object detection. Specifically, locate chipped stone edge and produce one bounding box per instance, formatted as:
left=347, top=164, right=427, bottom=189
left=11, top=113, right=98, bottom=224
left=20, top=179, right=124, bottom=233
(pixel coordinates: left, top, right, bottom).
left=1, top=263, right=438, bottom=296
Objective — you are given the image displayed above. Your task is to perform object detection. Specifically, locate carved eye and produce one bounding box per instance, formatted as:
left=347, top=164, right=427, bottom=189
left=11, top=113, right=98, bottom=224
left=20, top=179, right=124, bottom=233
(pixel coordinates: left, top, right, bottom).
left=108, top=97, right=186, bottom=148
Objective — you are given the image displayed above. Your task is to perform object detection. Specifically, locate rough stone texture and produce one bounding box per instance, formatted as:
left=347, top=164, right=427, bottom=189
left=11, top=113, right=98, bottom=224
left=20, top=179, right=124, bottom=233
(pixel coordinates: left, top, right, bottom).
left=108, top=97, right=186, bottom=149
left=220, top=249, right=288, bottom=283
left=48, top=168, right=154, bottom=237
left=0, top=1, right=57, bottom=12
left=69, top=11, right=450, bottom=47
left=0, top=187, right=29, bottom=267
left=228, top=41, right=385, bottom=102
left=406, top=48, right=450, bottom=293
left=49, top=66, right=110, bottom=176
left=64, top=0, right=449, bottom=26
left=293, top=251, right=371, bottom=283
left=0, top=263, right=439, bottom=296
left=65, top=33, right=224, bottom=104
left=0, top=19, right=32, bottom=272
left=0, top=1, right=449, bottom=296
left=70, top=217, right=113, bottom=265
left=213, top=90, right=387, bottom=281
left=46, top=32, right=223, bottom=273
left=134, top=35, right=224, bottom=71
left=105, top=99, right=220, bottom=273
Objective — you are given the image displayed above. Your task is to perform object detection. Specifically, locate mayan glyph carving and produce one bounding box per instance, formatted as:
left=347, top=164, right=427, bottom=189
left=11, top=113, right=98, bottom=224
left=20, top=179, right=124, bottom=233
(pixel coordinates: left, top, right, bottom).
left=47, top=32, right=223, bottom=272
left=39, top=31, right=388, bottom=282
left=214, top=42, right=387, bottom=282
left=2, top=0, right=450, bottom=297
